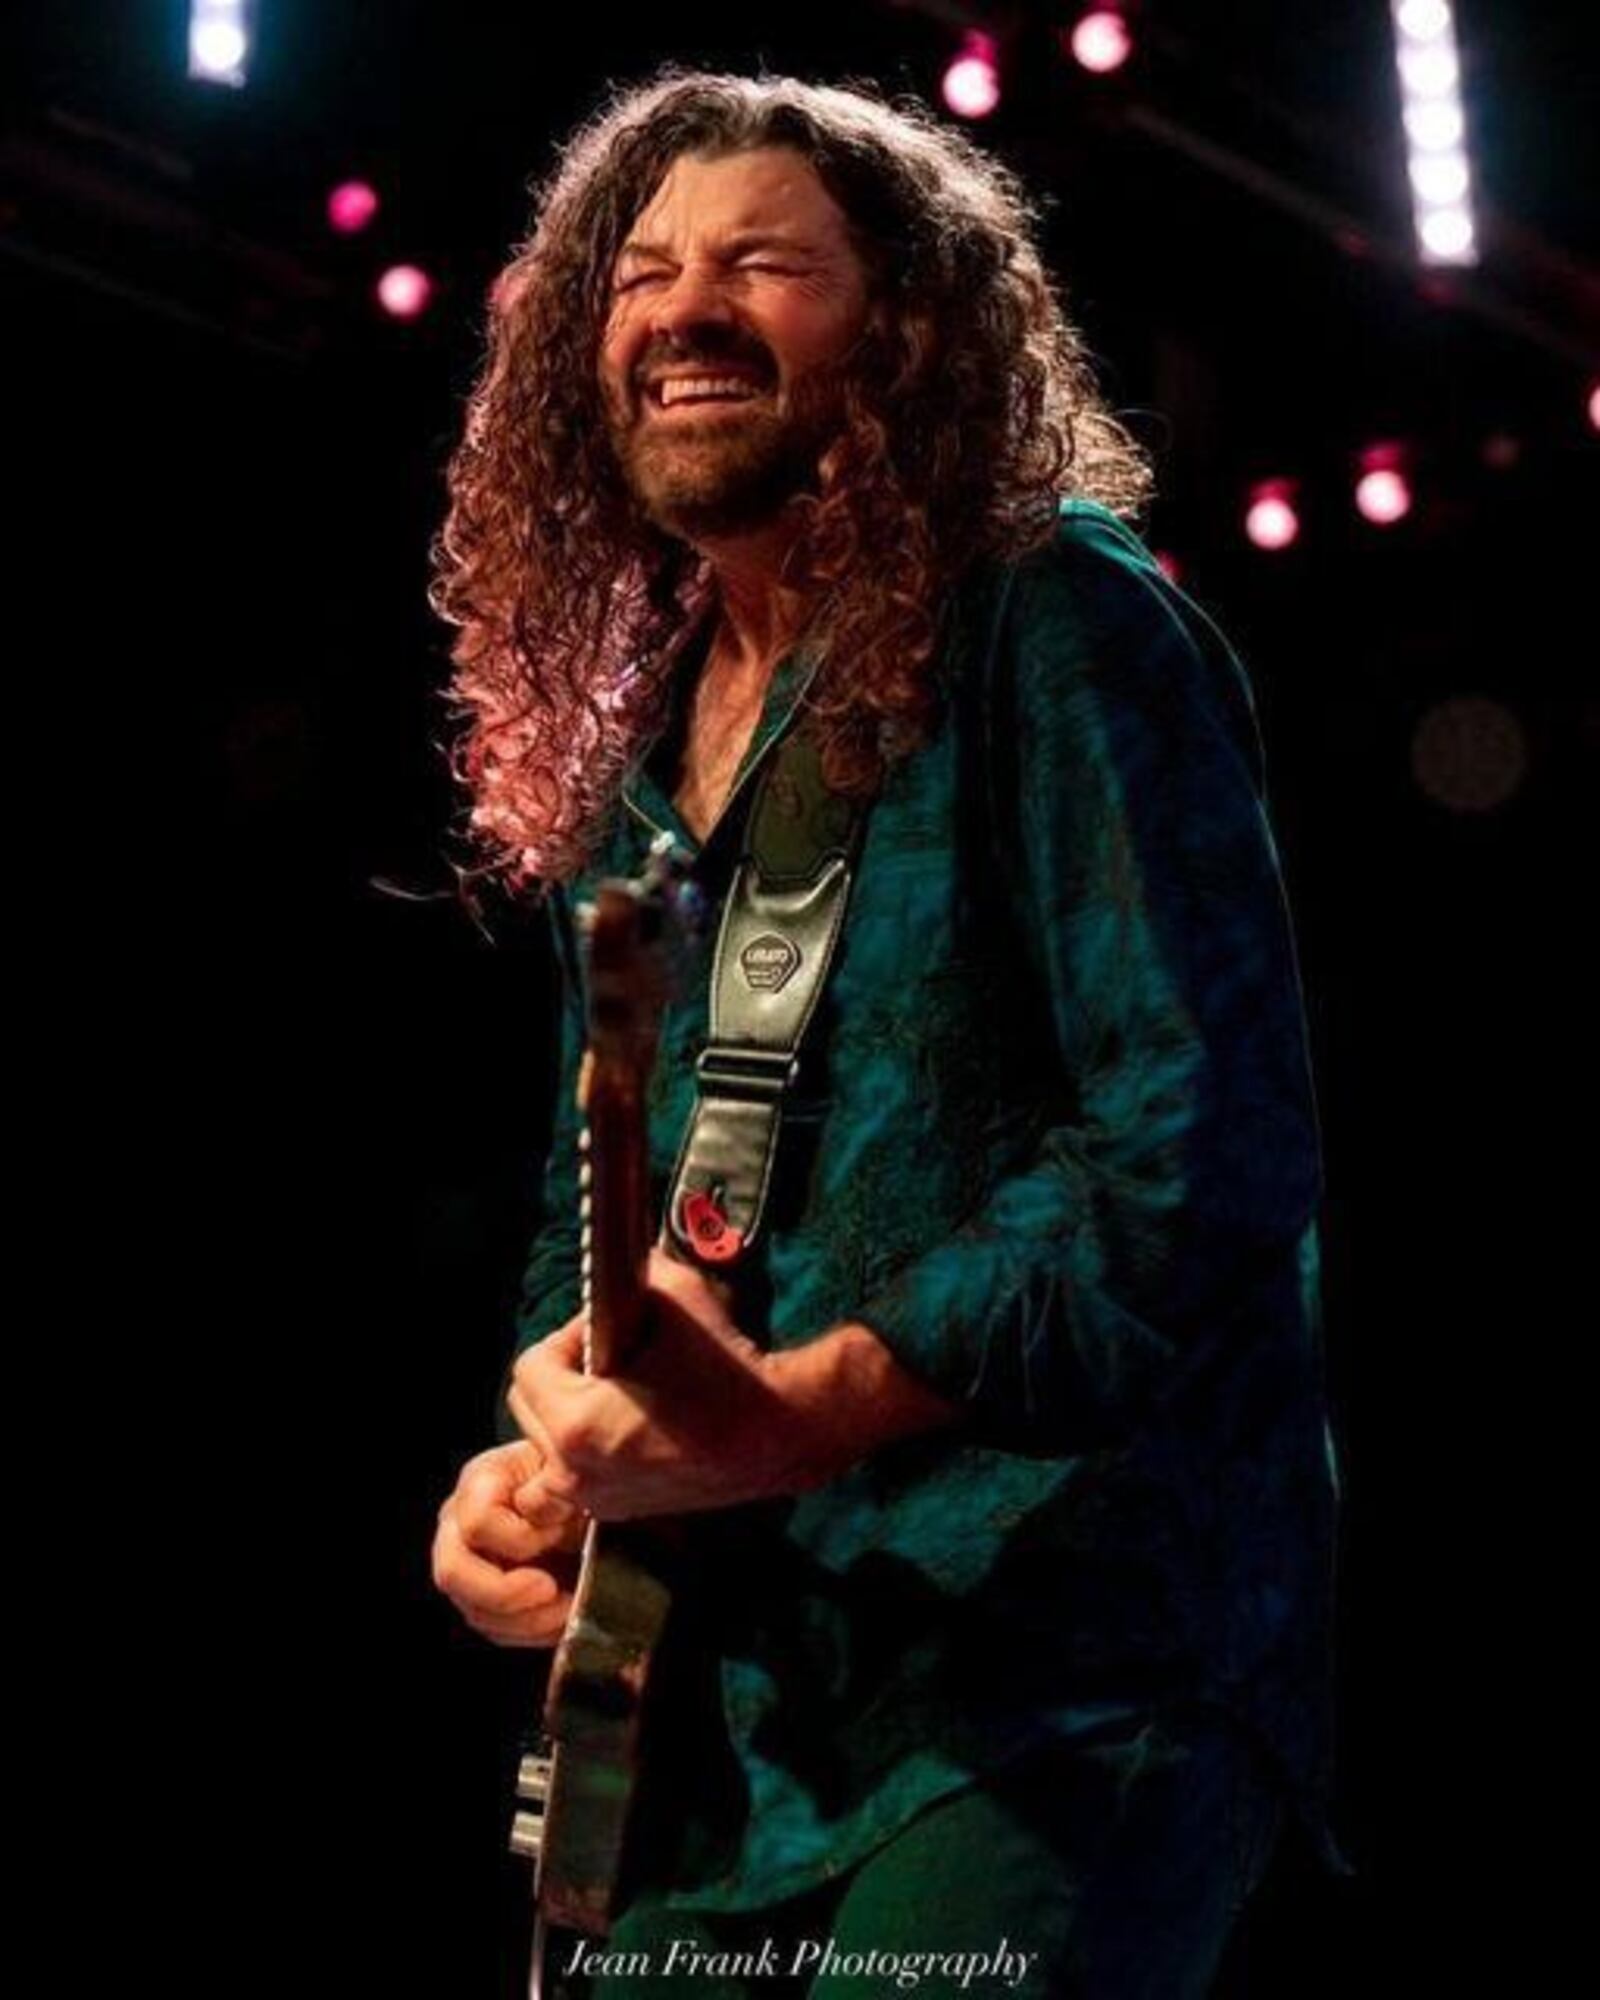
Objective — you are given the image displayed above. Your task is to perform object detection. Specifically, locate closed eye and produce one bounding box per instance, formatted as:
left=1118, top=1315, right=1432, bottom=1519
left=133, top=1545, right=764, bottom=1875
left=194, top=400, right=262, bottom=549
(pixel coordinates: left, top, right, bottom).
left=612, top=261, right=803, bottom=292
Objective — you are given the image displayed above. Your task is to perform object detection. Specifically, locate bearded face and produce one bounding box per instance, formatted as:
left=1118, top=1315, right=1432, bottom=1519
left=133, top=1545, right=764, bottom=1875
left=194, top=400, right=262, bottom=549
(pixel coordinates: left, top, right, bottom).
left=602, top=330, right=860, bottom=540
left=597, top=147, right=878, bottom=542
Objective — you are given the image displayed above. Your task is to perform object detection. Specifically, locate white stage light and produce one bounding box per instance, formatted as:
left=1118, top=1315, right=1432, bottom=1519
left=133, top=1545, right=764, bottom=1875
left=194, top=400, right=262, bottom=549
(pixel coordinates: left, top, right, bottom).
left=189, top=2, right=251, bottom=88
left=1419, top=207, right=1475, bottom=260
left=1409, top=151, right=1470, bottom=204
left=1396, top=0, right=1452, bottom=41
left=1390, top=3, right=1478, bottom=266
left=1398, top=44, right=1459, bottom=97
left=1404, top=100, right=1465, bottom=151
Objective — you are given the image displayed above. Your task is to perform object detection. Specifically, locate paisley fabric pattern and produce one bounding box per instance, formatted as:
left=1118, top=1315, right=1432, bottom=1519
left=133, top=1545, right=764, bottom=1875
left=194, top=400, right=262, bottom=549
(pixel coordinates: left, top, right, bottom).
left=505, top=499, right=1342, bottom=1911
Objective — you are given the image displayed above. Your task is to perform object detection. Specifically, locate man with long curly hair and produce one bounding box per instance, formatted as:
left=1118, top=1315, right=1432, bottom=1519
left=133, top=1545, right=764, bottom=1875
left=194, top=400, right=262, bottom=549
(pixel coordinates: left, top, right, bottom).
left=432, top=71, right=1340, bottom=1996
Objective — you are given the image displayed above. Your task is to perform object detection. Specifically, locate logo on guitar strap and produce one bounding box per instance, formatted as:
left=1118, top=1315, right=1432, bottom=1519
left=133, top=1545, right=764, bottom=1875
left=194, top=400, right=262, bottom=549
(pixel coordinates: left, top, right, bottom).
left=739, top=932, right=801, bottom=992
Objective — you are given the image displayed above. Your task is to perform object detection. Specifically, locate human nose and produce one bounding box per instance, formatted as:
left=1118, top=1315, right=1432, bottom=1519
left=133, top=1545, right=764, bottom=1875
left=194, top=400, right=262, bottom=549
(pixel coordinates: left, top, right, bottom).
left=647, top=258, right=737, bottom=341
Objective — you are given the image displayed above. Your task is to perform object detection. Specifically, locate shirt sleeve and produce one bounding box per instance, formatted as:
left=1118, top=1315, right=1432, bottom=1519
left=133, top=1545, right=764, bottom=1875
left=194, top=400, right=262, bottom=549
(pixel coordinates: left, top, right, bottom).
left=853, top=508, right=1325, bottom=1454
left=493, top=888, right=586, bottom=1443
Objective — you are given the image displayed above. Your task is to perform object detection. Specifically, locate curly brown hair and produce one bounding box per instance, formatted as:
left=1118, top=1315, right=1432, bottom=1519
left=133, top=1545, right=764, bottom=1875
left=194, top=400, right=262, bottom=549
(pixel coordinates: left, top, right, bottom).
left=431, top=69, right=1154, bottom=887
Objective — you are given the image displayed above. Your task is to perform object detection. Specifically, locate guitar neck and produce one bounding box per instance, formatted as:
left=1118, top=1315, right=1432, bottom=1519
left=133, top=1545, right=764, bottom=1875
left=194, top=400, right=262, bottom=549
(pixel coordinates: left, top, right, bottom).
left=577, top=871, right=688, bottom=1380
left=584, top=1080, right=654, bottom=1375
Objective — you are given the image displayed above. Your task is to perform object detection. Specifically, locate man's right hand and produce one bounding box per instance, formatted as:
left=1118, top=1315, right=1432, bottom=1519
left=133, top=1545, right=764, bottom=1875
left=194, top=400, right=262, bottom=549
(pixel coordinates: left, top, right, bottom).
left=431, top=1440, right=587, bottom=1648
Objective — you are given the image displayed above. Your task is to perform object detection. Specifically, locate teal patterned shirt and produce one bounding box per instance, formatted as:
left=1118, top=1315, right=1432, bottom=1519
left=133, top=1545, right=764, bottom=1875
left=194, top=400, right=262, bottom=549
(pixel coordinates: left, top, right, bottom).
left=504, top=498, right=1341, bottom=1909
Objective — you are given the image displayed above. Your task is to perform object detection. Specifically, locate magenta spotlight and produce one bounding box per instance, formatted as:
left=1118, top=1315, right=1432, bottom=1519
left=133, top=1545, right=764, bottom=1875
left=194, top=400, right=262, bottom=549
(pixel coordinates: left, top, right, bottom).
left=328, top=180, right=380, bottom=235
left=1069, top=10, right=1134, bottom=75
left=377, top=264, right=434, bottom=319
left=942, top=35, right=1001, bottom=120
left=1245, top=481, right=1300, bottom=551
left=1588, top=382, right=1600, bottom=432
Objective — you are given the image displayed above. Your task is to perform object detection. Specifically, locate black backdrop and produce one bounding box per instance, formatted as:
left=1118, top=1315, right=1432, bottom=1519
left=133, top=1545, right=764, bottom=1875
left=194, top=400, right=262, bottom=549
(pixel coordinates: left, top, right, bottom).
left=11, top=2, right=1595, bottom=1990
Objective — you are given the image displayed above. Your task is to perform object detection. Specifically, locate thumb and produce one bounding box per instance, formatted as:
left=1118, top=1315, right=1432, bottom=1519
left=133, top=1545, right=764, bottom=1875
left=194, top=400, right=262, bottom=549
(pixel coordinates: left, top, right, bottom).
left=538, top=1315, right=588, bottom=1370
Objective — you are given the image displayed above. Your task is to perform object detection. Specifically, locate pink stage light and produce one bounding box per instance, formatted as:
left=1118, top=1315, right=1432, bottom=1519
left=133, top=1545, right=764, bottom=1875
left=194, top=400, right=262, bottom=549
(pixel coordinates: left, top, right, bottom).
left=377, top=264, right=434, bottom=319
left=1245, top=481, right=1300, bottom=551
left=943, top=36, right=1001, bottom=120
left=328, top=180, right=380, bottom=235
left=1069, top=10, right=1134, bottom=75
left=1356, top=467, right=1412, bottom=525
left=1355, top=443, right=1413, bottom=525
left=1588, top=382, right=1600, bottom=432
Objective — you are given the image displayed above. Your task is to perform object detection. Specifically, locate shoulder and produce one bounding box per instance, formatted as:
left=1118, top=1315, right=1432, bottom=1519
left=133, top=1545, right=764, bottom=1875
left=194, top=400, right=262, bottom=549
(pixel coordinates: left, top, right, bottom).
left=1001, top=499, right=1192, bottom=660
left=977, top=499, right=1264, bottom=781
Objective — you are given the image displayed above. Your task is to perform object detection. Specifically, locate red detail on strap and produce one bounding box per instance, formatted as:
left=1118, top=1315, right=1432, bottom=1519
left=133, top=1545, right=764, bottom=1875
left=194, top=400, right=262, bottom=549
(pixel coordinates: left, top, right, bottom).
left=682, top=1190, right=744, bottom=1264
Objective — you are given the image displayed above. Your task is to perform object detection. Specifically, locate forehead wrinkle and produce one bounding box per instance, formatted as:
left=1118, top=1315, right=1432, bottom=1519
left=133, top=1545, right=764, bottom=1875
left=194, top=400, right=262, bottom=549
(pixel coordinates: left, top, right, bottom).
left=620, top=151, right=855, bottom=259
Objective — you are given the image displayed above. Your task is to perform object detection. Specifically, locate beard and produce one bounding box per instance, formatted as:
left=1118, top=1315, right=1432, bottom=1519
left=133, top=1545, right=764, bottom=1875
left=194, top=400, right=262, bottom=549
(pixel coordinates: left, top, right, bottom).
left=605, top=356, right=852, bottom=542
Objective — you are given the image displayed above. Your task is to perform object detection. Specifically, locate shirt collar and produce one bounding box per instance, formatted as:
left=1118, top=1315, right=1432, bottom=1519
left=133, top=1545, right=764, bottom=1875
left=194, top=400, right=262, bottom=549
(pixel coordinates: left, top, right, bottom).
left=621, top=622, right=824, bottom=857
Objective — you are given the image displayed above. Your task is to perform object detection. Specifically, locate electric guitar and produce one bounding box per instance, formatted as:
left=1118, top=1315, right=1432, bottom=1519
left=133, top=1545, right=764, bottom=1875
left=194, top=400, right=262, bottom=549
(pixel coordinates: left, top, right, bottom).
left=509, top=834, right=695, bottom=1996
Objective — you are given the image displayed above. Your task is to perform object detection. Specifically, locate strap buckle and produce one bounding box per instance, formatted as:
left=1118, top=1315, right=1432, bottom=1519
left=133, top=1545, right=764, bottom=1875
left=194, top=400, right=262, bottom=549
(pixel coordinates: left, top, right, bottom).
left=694, top=1043, right=800, bottom=1104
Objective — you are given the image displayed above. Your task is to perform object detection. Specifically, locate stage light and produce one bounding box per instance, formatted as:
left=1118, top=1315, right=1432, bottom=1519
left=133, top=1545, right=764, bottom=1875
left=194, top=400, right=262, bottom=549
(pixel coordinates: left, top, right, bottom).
left=1409, top=150, right=1470, bottom=204
left=1068, top=10, right=1133, bottom=75
left=1404, top=100, right=1465, bottom=150
left=1419, top=205, right=1475, bottom=260
left=1390, top=2, right=1478, bottom=266
left=942, top=35, right=1001, bottom=120
left=1356, top=470, right=1409, bottom=523
left=377, top=264, right=434, bottom=319
left=188, top=2, right=250, bottom=88
left=1245, top=481, right=1300, bottom=552
left=1355, top=466, right=1412, bottom=525
left=1398, top=44, right=1459, bottom=96
left=1352, top=444, right=1416, bottom=524
left=1588, top=383, right=1600, bottom=432
left=1395, top=0, right=1452, bottom=35
left=328, top=180, right=380, bottom=235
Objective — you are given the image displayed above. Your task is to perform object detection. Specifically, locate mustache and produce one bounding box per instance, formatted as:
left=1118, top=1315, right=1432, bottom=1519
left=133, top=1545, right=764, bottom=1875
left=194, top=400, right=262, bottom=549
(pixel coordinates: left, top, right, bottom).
left=633, top=329, right=777, bottom=387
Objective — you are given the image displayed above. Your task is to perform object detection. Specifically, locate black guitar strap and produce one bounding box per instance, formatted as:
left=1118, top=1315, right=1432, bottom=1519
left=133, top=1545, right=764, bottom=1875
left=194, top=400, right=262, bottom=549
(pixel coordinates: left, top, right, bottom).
left=664, top=724, right=864, bottom=1269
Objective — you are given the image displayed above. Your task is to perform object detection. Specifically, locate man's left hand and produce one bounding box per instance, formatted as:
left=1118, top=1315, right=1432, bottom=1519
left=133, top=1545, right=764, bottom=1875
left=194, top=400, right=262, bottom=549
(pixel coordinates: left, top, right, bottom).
left=504, top=1248, right=958, bottom=1522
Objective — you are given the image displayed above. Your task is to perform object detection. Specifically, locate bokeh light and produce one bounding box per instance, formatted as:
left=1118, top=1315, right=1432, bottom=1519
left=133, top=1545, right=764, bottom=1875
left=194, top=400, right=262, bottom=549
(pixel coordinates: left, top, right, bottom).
left=328, top=180, right=380, bottom=235
left=1069, top=11, right=1134, bottom=75
left=377, top=264, right=434, bottom=319
left=1411, top=697, right=1529, bottom=812
left=1356, top=467, right=1413, bottom=524
left=942, top=37, right=1001, bottom=120
left=1245, top=481, right=1300, bottom=551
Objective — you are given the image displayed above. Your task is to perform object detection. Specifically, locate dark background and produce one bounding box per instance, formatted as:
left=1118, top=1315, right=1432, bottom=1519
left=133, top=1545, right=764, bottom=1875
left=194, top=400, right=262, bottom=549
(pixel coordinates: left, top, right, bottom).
left=9, top=2, right=1594, bottom=1991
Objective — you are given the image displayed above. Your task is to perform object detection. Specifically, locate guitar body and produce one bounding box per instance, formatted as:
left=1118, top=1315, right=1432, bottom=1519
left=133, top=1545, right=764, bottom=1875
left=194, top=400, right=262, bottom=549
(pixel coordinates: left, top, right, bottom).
left=509, top=846, right=695, bottom=1964
left=525, top=1525, right=673, bottom=1934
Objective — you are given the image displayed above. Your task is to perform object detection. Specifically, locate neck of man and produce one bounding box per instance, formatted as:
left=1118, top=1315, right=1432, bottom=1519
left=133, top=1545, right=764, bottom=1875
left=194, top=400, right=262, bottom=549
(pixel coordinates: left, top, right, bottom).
left=692, top=514, right=811, bottom=683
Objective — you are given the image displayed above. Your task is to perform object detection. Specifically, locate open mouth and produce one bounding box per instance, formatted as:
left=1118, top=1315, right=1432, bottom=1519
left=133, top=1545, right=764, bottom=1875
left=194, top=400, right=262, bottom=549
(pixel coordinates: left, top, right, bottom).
left=643, top=373, right=773, bottom=413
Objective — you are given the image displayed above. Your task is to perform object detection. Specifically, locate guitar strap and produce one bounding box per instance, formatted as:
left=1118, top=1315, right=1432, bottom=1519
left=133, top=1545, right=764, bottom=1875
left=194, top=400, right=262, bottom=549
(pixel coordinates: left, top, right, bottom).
left=664, top=723, right=864, bottom=1269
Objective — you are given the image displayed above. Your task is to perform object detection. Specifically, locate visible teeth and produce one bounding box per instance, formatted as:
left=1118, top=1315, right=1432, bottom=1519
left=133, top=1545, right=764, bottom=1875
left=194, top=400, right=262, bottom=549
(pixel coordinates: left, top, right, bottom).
left=656, top=376, right=761, bottom=407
